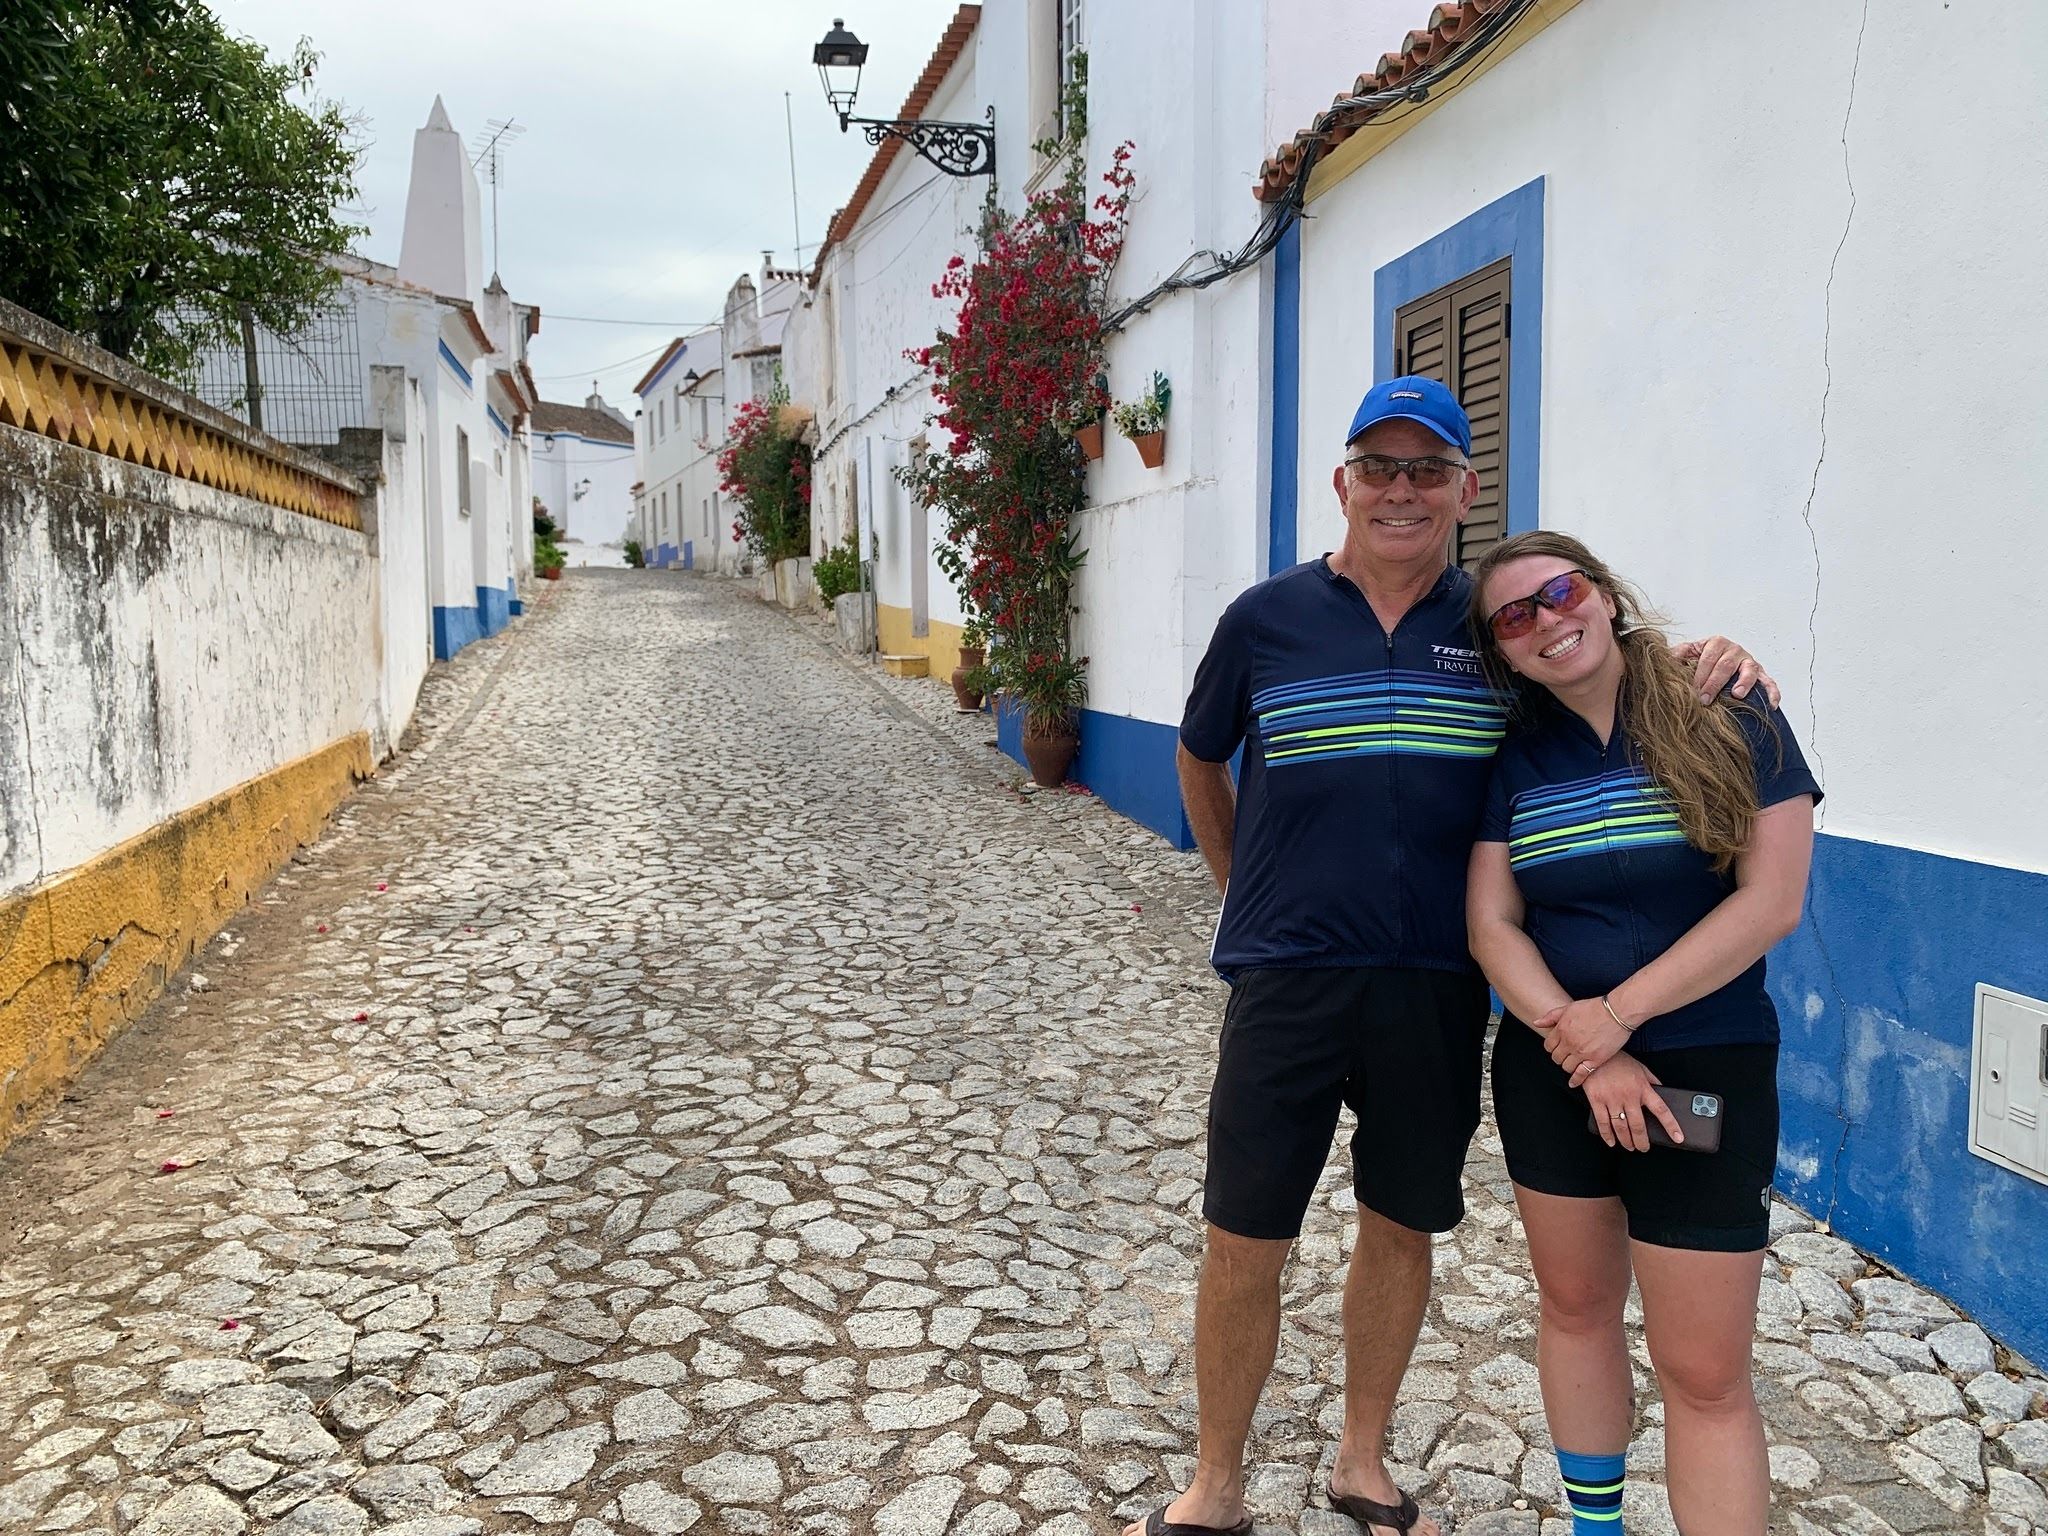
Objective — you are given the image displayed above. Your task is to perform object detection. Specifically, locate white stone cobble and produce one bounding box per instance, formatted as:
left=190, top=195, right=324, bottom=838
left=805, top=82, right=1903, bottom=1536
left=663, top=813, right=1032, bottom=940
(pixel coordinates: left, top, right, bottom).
left=0, top=572, right=2039, bottom=1535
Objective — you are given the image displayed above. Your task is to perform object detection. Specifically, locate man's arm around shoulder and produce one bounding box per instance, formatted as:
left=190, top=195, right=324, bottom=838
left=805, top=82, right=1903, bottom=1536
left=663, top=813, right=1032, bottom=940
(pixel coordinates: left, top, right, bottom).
left=1177, top=742, right=1236, bottom=894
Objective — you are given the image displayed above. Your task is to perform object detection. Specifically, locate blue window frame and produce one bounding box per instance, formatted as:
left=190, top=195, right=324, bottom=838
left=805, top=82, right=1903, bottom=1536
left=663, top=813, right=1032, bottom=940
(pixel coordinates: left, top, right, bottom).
left=1373, top=176, right=1545, bottom=536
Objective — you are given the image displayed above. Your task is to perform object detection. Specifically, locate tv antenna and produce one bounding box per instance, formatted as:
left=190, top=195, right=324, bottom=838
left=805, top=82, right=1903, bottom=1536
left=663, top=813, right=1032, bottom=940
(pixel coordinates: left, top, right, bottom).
left=469, top=117, right=526, bottom=275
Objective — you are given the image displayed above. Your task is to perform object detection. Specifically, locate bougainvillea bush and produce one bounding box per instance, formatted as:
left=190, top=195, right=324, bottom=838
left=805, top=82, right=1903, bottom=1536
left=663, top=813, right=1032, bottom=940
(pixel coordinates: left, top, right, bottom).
left=898, top=145, right=1135, bottom=733
left=717, top=389, right=812, bottom=565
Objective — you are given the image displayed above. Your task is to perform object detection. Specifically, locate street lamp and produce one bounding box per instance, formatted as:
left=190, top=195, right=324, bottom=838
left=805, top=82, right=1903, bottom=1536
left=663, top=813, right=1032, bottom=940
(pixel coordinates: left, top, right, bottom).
left=811, top=17, right=995, bottom=179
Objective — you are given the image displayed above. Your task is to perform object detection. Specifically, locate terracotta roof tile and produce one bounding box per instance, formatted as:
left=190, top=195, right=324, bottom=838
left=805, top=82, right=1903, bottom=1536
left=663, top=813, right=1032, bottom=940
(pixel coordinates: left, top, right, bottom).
left=531, top=400, right=634, bottom=444
left=809, top=4, right=980, bottom=284
left=1252, top=0, right=1511, bottom=204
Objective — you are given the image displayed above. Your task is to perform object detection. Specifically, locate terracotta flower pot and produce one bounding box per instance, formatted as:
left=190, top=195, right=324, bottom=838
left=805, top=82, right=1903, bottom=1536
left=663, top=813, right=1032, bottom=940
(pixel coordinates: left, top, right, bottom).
left=1132, top=431, right=1166, bottom=469
left=542, top=566, right=563, bottom=580
left=951, top=646, right=986, bottom=712
left=1022, top=717, right=1079, bottom=788
left=1074, top=422, right=1105, bottom=461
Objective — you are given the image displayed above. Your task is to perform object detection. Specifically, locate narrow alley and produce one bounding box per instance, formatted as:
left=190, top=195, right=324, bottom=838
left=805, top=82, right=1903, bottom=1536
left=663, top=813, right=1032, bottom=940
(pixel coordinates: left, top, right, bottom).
left=0, top=574, right=2039, bottom=1536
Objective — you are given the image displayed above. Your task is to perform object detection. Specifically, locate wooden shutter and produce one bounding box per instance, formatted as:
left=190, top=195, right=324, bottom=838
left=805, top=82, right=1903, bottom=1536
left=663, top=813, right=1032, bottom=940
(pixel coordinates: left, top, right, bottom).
left=1393, top=257, right=1512, bottom=571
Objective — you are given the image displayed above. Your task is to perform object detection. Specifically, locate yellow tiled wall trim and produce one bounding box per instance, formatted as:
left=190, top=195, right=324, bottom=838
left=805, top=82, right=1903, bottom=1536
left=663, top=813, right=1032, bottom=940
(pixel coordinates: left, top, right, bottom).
left=0, top=733, right=373, bottom=1147
left=0, top=323, right=362, bottom=531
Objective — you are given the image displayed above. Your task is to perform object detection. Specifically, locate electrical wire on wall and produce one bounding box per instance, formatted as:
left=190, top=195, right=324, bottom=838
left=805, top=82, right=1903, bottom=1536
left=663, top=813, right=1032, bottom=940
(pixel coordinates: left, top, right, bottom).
left=1101, top=0, right=1538, bottom=336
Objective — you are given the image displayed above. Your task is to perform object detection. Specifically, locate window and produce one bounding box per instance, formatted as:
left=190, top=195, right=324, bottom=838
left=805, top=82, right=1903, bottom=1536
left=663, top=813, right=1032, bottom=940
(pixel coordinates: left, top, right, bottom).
left=1060, top=0, right=1085, bottom=96
left=1392, top=256, right=1510, bottom=570
left=657, top=400, right=666, bottom=441
left=456, top=427, right=471, bottom=515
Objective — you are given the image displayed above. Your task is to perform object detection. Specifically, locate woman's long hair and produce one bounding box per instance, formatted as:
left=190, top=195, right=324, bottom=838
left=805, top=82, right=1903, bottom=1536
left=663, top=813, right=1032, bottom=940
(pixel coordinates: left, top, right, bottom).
left=1469, top=531, right=1765, bottom=872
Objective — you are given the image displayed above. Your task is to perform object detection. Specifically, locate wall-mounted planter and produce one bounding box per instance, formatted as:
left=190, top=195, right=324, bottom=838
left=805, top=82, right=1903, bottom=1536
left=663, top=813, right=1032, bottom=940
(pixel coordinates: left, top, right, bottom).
left=1131, top=431, right=1166, bottom=469
left=1074, top=422, right=1105, bottom=461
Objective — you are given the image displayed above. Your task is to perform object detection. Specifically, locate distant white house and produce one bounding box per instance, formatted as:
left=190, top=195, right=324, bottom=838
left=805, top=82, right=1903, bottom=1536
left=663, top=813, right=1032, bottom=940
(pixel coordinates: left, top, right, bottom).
left=627, top=263, right=800, bottom=573
left=188, top=96, right=541, bottom=662
left=532, top=387, right=635, bottom=547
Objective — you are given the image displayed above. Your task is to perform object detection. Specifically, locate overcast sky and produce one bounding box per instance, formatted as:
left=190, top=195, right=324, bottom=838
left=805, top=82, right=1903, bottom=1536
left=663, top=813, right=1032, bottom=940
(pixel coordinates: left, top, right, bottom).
left=211, top=0, right=965, bottom=407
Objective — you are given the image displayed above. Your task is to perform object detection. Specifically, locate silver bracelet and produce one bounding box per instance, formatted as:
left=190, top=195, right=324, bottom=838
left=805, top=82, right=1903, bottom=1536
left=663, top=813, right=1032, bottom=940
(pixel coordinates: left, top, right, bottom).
left=1600, top=994, right=1635, bottom=1032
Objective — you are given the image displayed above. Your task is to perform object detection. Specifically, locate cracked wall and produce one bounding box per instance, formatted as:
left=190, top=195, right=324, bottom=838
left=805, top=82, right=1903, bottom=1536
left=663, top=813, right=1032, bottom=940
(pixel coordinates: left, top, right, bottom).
left=1283, top=0, right=2048, bottom=1366
left=0, top=421, right=382, bottom=1142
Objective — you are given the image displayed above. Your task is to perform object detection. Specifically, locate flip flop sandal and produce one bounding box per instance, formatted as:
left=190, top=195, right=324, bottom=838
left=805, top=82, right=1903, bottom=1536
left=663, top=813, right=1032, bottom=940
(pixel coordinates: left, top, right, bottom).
left=1328, top=1487, right=1424, bottom=1534
left=1140, top=1507, right=1255, bottom=1536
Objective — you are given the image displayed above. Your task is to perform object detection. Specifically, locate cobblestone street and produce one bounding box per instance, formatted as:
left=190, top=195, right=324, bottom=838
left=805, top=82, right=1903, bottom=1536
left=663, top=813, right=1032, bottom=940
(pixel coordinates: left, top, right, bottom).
left=2, top=571, right=2044, bottom=1536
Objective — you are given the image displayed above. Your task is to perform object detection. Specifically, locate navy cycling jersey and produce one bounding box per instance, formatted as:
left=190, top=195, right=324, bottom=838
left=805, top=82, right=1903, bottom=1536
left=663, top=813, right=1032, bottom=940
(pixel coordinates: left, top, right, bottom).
left=1181, top=559, right=1507, bottom=975
left=1479, top=694, right=1821, bottom=1050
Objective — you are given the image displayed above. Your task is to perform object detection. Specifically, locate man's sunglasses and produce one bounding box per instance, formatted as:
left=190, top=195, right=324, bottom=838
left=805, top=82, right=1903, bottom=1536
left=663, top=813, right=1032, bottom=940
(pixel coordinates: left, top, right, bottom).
left=1343, top=453, right=1465, bottom=490
left=1486, top=569, right=1598, bottom=641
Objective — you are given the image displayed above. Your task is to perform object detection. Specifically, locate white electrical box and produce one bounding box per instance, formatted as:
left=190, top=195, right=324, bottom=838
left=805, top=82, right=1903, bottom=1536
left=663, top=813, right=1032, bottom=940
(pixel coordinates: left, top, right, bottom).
left=1969, top=984, right=2048, bottom=1186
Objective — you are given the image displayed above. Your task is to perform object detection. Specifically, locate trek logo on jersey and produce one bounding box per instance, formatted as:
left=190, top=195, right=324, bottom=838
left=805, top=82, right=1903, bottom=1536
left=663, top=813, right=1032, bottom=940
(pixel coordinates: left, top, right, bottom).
left=1431, top=643, right=1483, bottom=677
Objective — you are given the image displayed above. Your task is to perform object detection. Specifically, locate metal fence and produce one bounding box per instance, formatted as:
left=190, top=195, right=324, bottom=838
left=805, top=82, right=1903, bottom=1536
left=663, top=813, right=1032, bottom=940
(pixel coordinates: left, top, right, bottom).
left=184, top=302, right=369, bottom=447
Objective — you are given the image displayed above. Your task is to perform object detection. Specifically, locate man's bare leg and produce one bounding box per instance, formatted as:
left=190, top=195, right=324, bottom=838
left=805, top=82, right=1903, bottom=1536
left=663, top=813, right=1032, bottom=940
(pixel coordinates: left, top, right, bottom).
left=1121, top=1225, right=1290, bottom=1535
left=1329, top=1203, right=1440, bottom=1536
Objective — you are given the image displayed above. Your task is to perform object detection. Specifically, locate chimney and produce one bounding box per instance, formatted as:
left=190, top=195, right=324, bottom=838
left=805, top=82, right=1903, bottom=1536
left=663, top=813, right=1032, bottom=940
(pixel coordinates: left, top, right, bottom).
left=397, top=96, right=484, bottom=303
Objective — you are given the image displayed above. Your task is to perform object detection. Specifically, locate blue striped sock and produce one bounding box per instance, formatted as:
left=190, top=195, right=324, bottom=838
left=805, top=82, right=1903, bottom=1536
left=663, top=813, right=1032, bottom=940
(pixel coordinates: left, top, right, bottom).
left=1556, top=1448, right=1626, bottom=1532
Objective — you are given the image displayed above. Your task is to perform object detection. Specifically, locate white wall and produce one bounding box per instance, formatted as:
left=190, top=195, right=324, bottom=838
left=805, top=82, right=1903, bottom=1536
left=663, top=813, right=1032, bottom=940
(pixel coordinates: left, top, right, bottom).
left=1294, top=0, right=2048, bottom=873
left=533, top=429, right=636, bottom=546
left=368, top=365, right=434, bottom=747
left=807, top=54, right=986, bottom=631
left=634, top=329, right=721, bottom=564
left=0, top=429, right=378, bottom=896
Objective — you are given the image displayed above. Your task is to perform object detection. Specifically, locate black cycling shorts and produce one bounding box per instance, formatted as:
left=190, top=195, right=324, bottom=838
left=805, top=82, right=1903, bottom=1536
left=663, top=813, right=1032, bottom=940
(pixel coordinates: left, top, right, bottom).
left=1491, top=1015, right=1779, bottom=1252
left=1204, top=966, right=1492, bottom=1240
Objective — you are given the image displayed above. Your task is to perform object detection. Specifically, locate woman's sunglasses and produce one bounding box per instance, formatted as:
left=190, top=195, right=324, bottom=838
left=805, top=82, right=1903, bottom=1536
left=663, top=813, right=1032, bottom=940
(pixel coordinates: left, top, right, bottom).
left=1486, top=569, right=1598, bottom=641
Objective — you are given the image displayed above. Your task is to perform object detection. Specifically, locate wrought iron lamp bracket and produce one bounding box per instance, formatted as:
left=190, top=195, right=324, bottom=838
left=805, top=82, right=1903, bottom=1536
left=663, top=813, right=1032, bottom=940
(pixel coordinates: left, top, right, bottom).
left=843, top=106, right=996, bottom=179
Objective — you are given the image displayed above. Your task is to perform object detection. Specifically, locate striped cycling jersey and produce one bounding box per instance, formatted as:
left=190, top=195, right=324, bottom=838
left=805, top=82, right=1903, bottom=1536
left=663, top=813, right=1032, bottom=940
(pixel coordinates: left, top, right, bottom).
left=1181, top=559, right=1506, bottom=976
left=1479, top=692, right=1821, bottom=1049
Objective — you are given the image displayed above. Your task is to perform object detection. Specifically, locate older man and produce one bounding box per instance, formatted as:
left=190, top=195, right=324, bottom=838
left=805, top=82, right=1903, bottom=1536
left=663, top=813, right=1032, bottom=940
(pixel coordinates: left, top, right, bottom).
left=1131, top=378, right=1766, bottom=1536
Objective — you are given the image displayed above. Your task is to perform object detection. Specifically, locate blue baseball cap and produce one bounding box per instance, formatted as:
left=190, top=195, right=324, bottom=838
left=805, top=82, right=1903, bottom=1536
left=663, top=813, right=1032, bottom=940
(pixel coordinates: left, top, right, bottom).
left=1345, top=375, right=1472, bottom=455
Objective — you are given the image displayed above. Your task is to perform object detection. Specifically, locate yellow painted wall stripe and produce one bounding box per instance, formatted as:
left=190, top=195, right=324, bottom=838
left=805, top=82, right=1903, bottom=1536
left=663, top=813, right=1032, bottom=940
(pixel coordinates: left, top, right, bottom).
left=0, top=733, right=372, bottom=1147
left=875, top=602, right=971, bottom=682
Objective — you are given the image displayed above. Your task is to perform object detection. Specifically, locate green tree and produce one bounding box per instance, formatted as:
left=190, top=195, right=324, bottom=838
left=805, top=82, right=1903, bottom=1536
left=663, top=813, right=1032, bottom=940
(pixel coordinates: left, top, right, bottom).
left=0, top=0, right=363, bottom=374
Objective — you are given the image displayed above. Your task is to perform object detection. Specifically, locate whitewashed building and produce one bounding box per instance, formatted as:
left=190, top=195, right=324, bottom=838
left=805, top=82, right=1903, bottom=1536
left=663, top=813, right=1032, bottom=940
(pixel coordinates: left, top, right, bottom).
left=188, top=97, right=541, bottom=662
left=629, top=265, right=803, bottom=574
left=630, top=329, right=720, bottom=570
left=1249, top=0, right=2048, bottom=1367
left=532, top=388, right=635, bottom=548
left=780, top=0, right=2048, bottom=1360
left=783, top=0, right=1408, bottom=775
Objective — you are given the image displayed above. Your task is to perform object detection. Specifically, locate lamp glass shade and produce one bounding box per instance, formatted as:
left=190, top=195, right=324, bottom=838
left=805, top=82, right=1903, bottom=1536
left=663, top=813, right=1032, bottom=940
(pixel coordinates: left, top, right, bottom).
left=813, top=19, right=866, bottom=119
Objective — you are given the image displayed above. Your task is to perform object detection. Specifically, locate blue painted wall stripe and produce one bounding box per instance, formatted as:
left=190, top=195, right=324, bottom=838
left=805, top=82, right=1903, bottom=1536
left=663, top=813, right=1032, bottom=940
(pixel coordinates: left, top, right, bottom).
left=1269, top=220, right=1302, bottom=578
left=993, top=700, right=1194, bottom=849
left=476, top=584, right=511, bottom=639
left=432, top=604, right=481, bottom=660
left=1372, top=176, right=1545, bottom=534
left=437, top=339, right=474, bottom=392
left=1773, top=834, right=2048, bottom=1367
left=486, top=404, right=510, bottom=438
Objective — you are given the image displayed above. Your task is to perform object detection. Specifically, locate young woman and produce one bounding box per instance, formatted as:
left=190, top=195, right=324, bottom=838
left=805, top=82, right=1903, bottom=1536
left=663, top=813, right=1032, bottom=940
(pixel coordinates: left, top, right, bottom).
left=1464, top=532, right=1819, bottom=1536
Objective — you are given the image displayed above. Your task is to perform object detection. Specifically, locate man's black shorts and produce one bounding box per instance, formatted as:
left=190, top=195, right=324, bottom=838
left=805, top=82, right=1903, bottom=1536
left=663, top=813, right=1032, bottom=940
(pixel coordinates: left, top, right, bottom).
left=1491, top=1015, right=1779, bottom=1252
left=1203, top=965, right=1492, bottom=1240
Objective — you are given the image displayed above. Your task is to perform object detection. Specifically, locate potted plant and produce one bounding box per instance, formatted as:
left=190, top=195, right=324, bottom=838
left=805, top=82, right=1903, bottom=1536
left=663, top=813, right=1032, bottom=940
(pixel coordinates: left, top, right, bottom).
left=1015, top=648, right=1086, bottom=788
left=534, top=531, right=565, bottom=579
left=1058, top=380, right=1109, bottom=462
left=1113, top=371, right=1172, bottom=468
left=951, top=617, right=989, bottom=712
